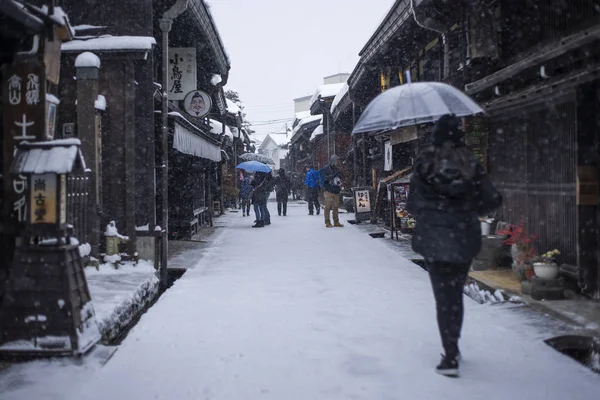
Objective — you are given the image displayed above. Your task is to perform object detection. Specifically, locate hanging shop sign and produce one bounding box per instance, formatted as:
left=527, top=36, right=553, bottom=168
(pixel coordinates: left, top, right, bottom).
left=384, top=141, right=393, bottom=171
left=168, top=47, right=197, bottom=101
left=183, top=90, right=212, bottom=118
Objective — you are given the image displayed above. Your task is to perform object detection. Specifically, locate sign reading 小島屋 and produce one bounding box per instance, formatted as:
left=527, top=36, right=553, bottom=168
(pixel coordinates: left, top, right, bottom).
left=168, top=47, right=197, bottom=101
left=2, top=57, right=47, bottom=226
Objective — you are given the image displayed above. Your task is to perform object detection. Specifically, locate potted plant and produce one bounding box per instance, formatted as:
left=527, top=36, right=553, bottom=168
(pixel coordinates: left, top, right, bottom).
left=497, top=220, right=538, bottom=281
left=532, top=249, right=560, bottom=279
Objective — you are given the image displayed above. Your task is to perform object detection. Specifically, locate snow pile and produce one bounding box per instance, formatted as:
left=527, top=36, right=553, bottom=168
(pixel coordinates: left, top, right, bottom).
left=63, top=36, right=156, bottom=52
left=79, top=243, right=92, bottom=257
left=75, top=52, right=101, bottom=68
left=309, top=82, right=346, bottom=109
left=211, top=74, right=222, bottom=86
left=85, top=260, right=159, bottom=342
left=105, top=221, right=128, bottom=240
left=136, top=224, right=149, bottom=231
left=464, top=282, right=507, bottom=304
left=95, top=95, right=106, bottom=111
left=104, top=254, right=121, bottom=264
left=291, top=114, right=323, bottom=137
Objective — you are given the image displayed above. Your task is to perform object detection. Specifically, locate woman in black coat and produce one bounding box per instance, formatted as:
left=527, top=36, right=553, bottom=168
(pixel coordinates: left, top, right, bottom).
left=406, top=114, right=502, bottom=377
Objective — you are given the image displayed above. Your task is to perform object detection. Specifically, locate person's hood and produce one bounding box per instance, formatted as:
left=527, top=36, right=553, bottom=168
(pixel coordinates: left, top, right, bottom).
left=432, top=114, right=464, bottom=146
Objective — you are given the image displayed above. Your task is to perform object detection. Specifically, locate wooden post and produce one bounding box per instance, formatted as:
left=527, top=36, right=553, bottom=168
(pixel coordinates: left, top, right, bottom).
left=75, top=53, right=101, bottom=256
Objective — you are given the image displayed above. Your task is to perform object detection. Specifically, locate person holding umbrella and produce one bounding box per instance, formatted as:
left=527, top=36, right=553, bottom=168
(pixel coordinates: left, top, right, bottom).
left=250, top=171, right=270, bottom=228
left=406, top=114, right=502, bottom=377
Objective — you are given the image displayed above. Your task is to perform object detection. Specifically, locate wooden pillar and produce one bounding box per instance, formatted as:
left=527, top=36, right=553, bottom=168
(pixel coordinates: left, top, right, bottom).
left=577, top=86, right=600, bottom=299
left=124, top=60, right=136, bottom=254
left=75, top=53, right=101, bottom=256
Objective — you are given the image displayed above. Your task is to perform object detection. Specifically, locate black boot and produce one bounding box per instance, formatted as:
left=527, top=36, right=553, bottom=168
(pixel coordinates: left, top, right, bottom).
left=283, top=202, right=287, bottom=216
left=252, top=221, right=264, bottom=228
left=436, top=354, right=459, bottom=377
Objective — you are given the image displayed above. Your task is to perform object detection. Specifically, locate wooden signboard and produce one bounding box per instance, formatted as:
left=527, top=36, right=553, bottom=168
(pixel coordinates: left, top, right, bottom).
left=2, top=57, right=47, bottom=227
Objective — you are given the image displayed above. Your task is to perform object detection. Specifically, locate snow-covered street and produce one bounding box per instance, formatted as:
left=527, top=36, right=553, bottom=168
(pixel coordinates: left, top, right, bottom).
left=3, top=200, right=600, bottom=400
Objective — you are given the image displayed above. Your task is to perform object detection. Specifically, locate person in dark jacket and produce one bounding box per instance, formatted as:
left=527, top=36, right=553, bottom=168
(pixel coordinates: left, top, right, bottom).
left=273, top=168, right=291, bottom=216
left=239, top=175, right=253, bottom=217
left=406, top=114, right=502, bottom=377
left=320, top=155, right=344, bottom=228
left=251, top=172, right=269, bottom=228
left=304, top=166, right=322, bottom=215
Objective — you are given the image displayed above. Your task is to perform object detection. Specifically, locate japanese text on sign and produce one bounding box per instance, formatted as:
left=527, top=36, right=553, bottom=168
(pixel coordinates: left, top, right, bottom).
left=30, top=174, right=57, bottom=224
left=168, top=48, right=197, bottom=101
left=355, top=190, right=371, bottom=213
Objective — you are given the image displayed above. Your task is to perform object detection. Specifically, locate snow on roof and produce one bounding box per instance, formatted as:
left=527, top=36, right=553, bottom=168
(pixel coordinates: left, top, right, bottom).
left=40, top=5, right=75, bottom=36
left=310, top=124, right=324, bottom=141
left=291, top=114, right=323, bottom=136
left=73, top=25, right=106, bottom=31
left=75, top=51, right=100, bottom=68
left=226, top=98, right=241, bottom=114
left=46, top=94, right=60, bottom=104
left=330, top=83, right=349, bottom=114
left=95, top=95, right=107, bottom=111
left=295, top=111, right=311, bottom=120
left=266, top=134, right=290, bottom=147
left=12, top=139, right=85, bottom=175
left=209, top=119, right=233, bottom=139
left=62, top=36, right=156, bottom=52
left=309, top=82, right=346, bottom=109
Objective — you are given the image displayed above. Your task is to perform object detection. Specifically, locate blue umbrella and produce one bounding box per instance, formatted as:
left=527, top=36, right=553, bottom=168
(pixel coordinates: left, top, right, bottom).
left=236, top=160, right=272, bottom=173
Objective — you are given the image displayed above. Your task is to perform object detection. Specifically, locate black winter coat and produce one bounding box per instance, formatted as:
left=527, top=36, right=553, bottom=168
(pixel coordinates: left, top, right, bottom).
left=251, top=173, right=269, bottom=203
left=406, top=144, right=502, bottom=263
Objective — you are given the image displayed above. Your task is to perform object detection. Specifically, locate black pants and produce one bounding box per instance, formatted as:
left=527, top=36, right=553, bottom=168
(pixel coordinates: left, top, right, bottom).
left=276, top=193, right=288, bottom=216
left=307, top=187, right=320, bottom=214
left=426, top=261, right=470, bottom=359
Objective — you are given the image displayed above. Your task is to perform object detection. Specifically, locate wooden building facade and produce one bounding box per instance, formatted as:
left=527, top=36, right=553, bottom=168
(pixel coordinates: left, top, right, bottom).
left=341, top=0, right=600, bottom=298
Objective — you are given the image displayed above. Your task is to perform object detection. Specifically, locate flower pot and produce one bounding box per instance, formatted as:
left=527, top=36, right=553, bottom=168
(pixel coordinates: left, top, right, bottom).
left=533, top=262, right=559, bottom=280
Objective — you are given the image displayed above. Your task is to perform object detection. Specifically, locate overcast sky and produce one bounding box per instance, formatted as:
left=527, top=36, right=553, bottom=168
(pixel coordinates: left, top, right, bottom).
left=208, top=0, right=395, bottom=141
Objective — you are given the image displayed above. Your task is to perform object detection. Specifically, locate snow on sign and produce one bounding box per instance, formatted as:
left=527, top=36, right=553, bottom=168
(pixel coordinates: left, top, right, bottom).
left=30, top=174, right=57, bottom=224
left=168, top=47, right=197, bottom=100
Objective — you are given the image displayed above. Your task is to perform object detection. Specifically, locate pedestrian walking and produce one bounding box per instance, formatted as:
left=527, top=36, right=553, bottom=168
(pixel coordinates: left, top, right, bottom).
left=239, top=175, right=253, bottom=217
left=250, top=171, right=270, bottom=228
left=273, top=168, right=291, bottom=216
left=304, top=165, right=322, bottom=215
left=406, top=114, right=502, bottom=377
left=320, top=155, right=344, bottom=228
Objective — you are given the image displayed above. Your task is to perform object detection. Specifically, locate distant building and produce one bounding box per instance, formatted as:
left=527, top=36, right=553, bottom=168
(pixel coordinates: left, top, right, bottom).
left=323, top=73, right=350, bottom=85
left=258, top=133, right=290, bottom=170
left=293, top=95, right=312, bottom=115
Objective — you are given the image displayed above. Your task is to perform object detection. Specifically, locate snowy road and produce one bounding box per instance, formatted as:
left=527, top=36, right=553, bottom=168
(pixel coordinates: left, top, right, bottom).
left=55, top=202, right=600, bottom=398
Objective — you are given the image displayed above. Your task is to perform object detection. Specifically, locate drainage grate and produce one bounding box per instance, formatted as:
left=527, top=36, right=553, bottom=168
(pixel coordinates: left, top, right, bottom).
left=545, top=335, right=600, bottom=374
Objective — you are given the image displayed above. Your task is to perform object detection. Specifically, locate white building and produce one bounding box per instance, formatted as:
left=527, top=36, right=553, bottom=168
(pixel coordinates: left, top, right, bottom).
left=258, top=133, right=290, bottom=170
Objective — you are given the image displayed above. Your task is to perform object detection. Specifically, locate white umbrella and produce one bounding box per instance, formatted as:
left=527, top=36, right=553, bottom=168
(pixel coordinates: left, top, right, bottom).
left=238, top=153, right=276, bottom=165
left=352, top=82, right=484, bottom=134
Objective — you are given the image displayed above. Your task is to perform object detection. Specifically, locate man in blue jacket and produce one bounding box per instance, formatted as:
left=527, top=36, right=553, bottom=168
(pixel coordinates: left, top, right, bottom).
left=304, top=165, right=322, bottom=215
